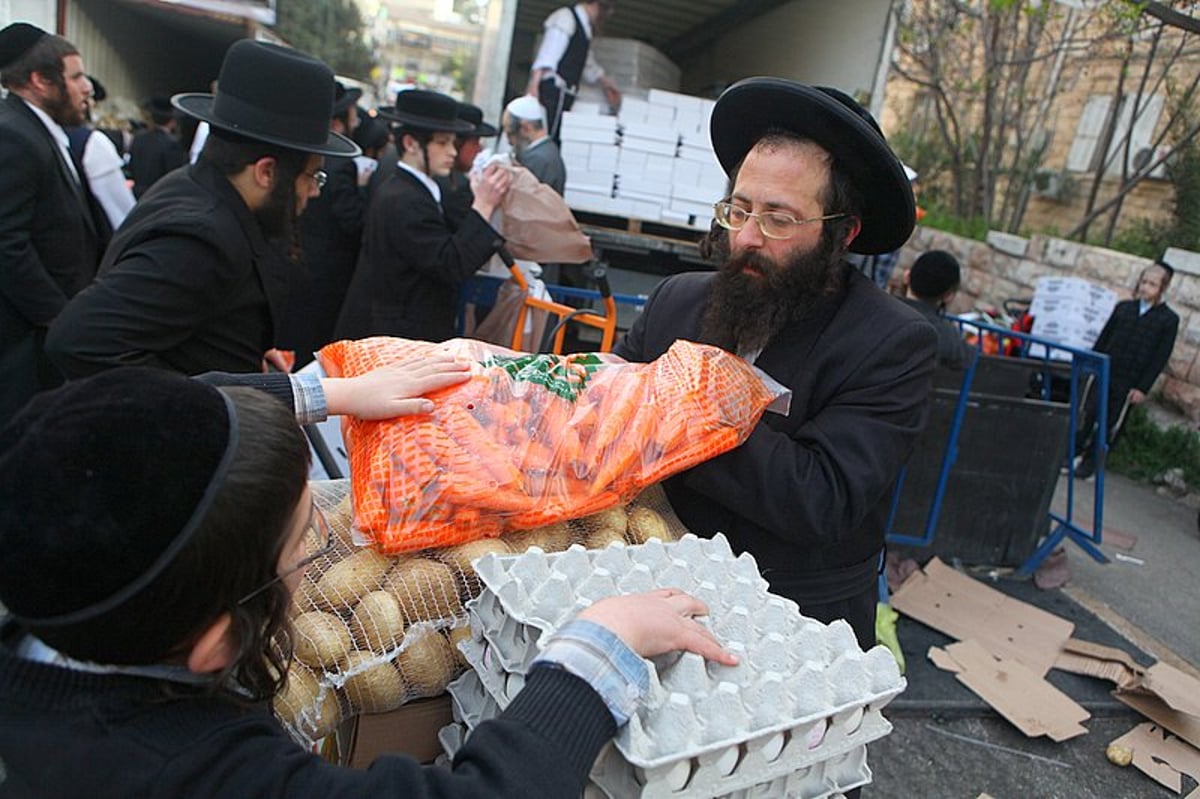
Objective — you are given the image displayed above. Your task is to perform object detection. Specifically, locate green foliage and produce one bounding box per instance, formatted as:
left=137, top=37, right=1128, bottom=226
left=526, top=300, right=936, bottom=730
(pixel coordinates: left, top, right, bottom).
left=918, top=204, right=991, bottom=242
left=1107, top=405, right=1200, bottom=487
left=275, top=0, right=375, bottom=79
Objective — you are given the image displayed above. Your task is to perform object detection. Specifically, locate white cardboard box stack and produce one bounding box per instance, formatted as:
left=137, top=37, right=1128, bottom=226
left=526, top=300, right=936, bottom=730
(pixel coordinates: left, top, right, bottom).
left=561, top=88, right=728, bottom=231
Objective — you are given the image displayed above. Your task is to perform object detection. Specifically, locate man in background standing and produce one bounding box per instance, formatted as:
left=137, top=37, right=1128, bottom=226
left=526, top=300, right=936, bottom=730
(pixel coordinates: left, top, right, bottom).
left=278, top=81, right=365, bottom=368
left=0, top=22, right=109, bottom=423
left=504, top=95, right=566, bottom=195
left=1073, top=259, right=1179, bottom=479
left=437, top=102, right=499, bottom=229
left=129, top=95, right=187, bottom=198
left=526, top=0, right=621, bottom=142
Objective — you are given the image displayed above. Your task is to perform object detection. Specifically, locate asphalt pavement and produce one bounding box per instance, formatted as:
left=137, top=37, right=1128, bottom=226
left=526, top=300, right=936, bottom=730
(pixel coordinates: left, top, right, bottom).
left=864, top=470, right=1199, bottom=798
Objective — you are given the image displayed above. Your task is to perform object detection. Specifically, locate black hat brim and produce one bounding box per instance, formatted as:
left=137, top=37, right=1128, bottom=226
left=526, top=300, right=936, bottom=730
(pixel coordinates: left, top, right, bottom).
left=468, top=121, right=499, bottom=137
left=172, top=93, right=360, bottom=158
left=710, top=78, right=914, bottom=255
left=376, top=105, right=475, bottom=134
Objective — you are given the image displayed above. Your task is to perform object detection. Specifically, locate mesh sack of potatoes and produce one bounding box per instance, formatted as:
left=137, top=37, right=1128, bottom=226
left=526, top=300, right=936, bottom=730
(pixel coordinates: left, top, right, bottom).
left=273, top=479, right=687, bottom=745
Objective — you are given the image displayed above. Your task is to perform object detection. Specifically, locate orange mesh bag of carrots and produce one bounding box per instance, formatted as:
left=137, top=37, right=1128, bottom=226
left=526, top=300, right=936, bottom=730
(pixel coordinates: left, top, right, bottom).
left=318, top=336, right=789, bottom=554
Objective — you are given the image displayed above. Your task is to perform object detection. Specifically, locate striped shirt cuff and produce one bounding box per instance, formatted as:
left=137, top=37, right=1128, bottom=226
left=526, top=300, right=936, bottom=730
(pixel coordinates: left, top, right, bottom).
left=289, top=371, right=327, bottom=425
left=533, top=619, right=648, bottom=726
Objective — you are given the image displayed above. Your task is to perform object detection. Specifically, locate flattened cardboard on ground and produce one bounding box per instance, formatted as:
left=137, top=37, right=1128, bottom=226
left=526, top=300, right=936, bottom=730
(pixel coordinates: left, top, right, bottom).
left=929, top=639, right=1091, bottom=742
left=1053, top=637, right=1144, bottom=689
left=1143, top=662, right=1200, bottom=720
left=1109, top=722, right=1200, bottom=796
left=1117, top=691, right=1200, bottom=752
left=891, top=557, right=1075, bottom=676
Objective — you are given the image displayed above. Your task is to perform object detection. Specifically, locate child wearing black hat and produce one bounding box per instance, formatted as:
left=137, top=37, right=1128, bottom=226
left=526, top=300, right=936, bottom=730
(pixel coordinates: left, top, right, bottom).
left=900, top=249, right=971, bottom=369
left=0, top=367, right=734, bottom=798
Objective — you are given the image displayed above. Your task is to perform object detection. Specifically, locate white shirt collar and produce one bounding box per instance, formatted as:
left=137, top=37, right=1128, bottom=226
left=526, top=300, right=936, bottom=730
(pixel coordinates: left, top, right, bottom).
left=23, top=97, right=69, bottom=149
left=24, top=98, right=81, bottom=185
left=525, top=136, right=551, bottom=153
left=396, top=159, right=442, bottom=204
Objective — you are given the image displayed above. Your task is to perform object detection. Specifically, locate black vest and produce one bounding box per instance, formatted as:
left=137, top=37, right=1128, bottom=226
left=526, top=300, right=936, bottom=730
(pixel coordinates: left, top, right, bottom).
left=558, top=6, right=590, bottom=91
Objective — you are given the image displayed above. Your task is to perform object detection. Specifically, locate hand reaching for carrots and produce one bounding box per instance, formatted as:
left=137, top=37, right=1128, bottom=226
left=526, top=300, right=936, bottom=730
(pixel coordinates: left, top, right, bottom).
left=322, top=355, right=472, bottom=420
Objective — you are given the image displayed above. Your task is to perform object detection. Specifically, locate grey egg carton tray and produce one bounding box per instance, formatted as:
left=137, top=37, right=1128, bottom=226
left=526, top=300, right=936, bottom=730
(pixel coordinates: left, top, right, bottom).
left=462, top=536, right=903, bottom=777
left=442, top=671, right=873, bottom=799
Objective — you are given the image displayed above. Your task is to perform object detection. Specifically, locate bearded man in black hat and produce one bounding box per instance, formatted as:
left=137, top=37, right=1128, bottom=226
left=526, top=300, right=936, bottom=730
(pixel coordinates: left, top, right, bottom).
left=46, top=40, right=361, bottom=379
left=614, top=78, right=938, bottom=653
left=0, top=22, right=110, bottom=425
left=336, top=90, right=511, bottom=343
left=277, top=81, right=367, bottom=368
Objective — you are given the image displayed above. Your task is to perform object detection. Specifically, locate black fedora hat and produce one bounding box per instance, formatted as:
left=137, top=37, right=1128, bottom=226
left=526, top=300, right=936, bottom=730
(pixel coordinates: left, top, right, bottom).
left=456, top=102, right=498, bottom=137
left=710, top=77, right=914, bottom=255
left=378, top=89, right=473, bottom=134
left=172, top=40, right=359, bottom=158
left=332, top=81, right=362, bottom=117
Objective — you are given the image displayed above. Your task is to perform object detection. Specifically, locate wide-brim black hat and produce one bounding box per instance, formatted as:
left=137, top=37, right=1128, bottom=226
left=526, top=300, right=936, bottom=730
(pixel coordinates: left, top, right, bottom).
left=456, top=102, right=498, bottom=137
left=378, top=89, right=474, bottom=134
left=173, top=40, right=359, bottom=158
left=710, top=77, right=915, bottom=255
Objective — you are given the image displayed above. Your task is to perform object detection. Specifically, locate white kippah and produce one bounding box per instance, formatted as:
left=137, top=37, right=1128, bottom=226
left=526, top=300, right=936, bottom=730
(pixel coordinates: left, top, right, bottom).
left=506, top=95, right=547, bottom=124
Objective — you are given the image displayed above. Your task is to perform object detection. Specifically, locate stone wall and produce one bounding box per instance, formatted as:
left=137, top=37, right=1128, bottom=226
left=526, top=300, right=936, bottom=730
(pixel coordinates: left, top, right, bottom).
left=897, top=227, right=1200, bottom=421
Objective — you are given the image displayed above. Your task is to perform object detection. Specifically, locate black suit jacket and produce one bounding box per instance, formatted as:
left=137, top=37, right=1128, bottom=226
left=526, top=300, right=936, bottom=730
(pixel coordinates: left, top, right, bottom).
left=279, top=155, right=365, bottom=364
left=129, top=127, right=187, bottom=198
left=47, top=159, right=292, bottom=377
left=336, top=166, right=502, bottom=342
left=0, top=94, right=107, bottom=422
left=613, top=267, right=937, bottom=615
left=1093, top=299, right=1179, bottom=396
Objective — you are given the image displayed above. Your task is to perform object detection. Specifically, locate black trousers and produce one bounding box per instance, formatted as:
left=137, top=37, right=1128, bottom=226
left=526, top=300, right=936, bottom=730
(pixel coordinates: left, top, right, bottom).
left=538, top=78, right=575, bottom=145
left=1074, top=379, right=1132, bottom=466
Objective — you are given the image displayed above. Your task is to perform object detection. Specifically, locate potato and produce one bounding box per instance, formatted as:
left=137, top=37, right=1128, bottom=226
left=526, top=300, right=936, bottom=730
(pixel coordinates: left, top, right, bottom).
left=505, top=521, right=574, bottom=554
left=326, top=492, right=353, bottom=532
left=398, top=631, right=458, bottom=697
left=626, top=506, right=670, bottom=544
left=440, top=538, right=512, bottom=596
left=314, top=549, right=392, bottom=612
left=349, top=590, right=408, bottom=653
left=445, top=625, right=472, bottom=670
left=584, top=524, right=628, bottom=550
left=576, top=506, right=627, bottom=539
left=341, top=651, right=407, bottom=713
left=292, top=611, right=353, bottom=669
left=275, top=666, right=340, bottom=740
left=384, top=558, right=462, bottom=624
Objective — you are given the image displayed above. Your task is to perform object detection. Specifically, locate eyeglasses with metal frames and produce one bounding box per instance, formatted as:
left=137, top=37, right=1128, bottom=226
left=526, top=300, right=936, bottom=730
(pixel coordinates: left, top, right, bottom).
left=237, top=502, right=334, bottom=605
left=304, top=169, right=328, bottom=189
left=712, top=200, right=846, bottom=240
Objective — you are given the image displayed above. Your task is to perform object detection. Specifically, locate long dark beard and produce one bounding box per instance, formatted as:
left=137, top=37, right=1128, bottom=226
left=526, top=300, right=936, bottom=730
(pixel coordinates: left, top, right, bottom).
left=698, top=230, right=845, bottom=354
left=254, top=174, right=302, bottom=262
left=45, top=82, right=85, bottom=128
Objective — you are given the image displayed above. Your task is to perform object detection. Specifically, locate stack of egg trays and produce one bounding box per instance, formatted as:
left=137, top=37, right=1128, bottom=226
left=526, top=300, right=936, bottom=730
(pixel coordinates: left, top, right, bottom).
left=450, top=534, right=905, bottom=798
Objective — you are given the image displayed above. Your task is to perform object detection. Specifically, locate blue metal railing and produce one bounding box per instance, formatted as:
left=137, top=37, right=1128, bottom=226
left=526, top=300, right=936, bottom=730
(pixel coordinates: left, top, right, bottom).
left=882, top=317, right=1111, bottom=587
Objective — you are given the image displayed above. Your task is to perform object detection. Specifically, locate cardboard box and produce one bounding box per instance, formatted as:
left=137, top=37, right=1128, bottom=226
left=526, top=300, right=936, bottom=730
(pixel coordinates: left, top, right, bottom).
left=343, top=695, right=455, bottom=768
left=621, top=135, right=677, bottom=157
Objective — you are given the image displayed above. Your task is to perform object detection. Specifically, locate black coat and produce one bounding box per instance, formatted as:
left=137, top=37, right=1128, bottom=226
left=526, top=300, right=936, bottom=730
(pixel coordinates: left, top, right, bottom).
left=46, top=159, right=292, bottom=377
left=1093, top=299, right=1179, bottom=396
left=336, top=166, right=502, bottom=342
left=0, top=94, right=109, bottom=423
left=129, top=127, right=187, bottom=198
left=613, top=267, right=936, bottom=638
left=278, top=155, right=365, bottom=364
